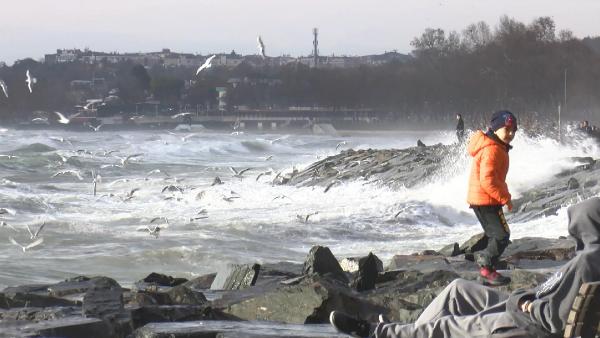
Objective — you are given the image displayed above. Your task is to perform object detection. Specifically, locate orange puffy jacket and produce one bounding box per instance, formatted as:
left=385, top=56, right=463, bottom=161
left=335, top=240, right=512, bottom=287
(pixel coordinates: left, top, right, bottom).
left=467, top=130, right=511, bottom=206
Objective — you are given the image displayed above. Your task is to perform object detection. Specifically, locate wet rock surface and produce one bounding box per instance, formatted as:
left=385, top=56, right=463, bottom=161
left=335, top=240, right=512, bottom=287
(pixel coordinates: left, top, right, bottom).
left=0, top=237, right=576, bottom=337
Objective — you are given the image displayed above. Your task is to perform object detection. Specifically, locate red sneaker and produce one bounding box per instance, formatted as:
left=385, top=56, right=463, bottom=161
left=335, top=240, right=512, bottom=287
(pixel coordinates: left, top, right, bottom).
left=479, top=267, right=511, bottom=286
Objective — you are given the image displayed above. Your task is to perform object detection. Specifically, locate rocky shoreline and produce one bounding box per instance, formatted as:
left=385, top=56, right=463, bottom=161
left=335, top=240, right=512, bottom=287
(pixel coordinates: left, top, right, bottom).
left=1, top=141, right=597, bottom=337
left=0, top=235, right=576, bottom=337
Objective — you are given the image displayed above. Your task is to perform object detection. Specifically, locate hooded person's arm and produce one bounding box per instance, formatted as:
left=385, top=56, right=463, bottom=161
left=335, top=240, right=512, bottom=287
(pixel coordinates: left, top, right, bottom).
left=479, top=147, right=511, bottom=204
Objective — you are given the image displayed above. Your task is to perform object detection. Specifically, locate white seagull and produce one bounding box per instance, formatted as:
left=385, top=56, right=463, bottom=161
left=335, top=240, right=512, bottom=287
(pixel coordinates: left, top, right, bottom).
left=87, top=123, right=103, bottom=132
left=336, top=141, right=348, bottom=151
left=0, top=79, right=8, bottom=98
left=54, top=112, right=71, bottom=124
left=229, top=166, right=251, bottom=179
left=296, top=212, right=319, bottom=224
left=257, top=36, right=266, bottom=58
left=32, top=117, right=49, bottom=124
left=26, top=222, right=45, bottom=240
left=196, top=55, right=216, bottom=75
left=9, top=237, right=43, bottom=252
left=117, top=153, right=143, bottom=166
left=171, top=112, right=192, bottom=119
left=25, top=70, right=37, bottom=93
left=52, top=170, right=84, bottom=180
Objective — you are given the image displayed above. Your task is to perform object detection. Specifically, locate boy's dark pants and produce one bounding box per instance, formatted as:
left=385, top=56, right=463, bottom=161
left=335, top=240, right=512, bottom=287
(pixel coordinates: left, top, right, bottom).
left=471, top=205, right=510, bottom=268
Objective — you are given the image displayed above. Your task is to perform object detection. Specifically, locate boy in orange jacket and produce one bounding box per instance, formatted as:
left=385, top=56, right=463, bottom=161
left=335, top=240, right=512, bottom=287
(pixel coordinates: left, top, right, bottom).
left=467, top=110, right=517, bottom=286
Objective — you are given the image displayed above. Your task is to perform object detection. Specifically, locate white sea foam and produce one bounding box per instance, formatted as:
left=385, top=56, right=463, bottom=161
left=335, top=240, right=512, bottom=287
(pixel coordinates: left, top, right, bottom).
left=0, top=128, right=596, bottom=288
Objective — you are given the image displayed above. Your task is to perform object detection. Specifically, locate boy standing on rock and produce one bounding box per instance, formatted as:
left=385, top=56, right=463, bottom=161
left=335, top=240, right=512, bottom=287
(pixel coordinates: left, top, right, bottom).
left=466, top=110, right=518, bottom=286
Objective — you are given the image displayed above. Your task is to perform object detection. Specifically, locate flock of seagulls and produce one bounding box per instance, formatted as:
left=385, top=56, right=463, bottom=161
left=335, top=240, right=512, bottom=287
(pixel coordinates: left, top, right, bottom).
left=0, top=130, right=353, bottom=248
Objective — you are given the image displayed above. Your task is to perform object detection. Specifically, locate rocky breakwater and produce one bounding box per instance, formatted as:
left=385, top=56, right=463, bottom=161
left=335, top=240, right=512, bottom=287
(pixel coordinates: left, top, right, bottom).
left=280, top=142, right=600, bottom=224
left=0, top=235, right=576, bottom=337
left=280, top=141, right=461, bottom=191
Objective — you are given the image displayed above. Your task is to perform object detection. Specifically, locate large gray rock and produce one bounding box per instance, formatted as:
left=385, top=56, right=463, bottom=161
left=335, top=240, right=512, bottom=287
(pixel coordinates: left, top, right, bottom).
left=82, top=282, right=132, bottom=338
left=502, top=237, right=576, bottom=261
left=210, top=264, right=261, bottom=290
left=302, top=246, right=348, bottom=283
left=218, top=275, right=384, bottom=324
left=386, top=255, right=452, bottom=273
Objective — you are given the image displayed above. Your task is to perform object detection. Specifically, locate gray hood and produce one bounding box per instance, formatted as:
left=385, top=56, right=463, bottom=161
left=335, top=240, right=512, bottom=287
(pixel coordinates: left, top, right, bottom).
left=567, top=197, right=600, bottom=251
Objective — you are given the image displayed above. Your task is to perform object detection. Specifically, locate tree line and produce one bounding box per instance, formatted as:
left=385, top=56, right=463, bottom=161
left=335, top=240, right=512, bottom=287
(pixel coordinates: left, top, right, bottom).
left=0, top=15, right=599, bottom=127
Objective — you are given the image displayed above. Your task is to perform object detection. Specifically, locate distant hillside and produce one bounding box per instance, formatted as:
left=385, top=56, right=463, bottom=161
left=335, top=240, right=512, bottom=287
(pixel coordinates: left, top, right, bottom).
left=582, top=36, right=600, bottom=54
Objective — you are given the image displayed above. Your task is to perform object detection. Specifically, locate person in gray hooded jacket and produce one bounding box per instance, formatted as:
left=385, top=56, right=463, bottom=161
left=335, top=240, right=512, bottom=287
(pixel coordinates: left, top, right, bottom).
left=329, top=197, right=600, bottom=338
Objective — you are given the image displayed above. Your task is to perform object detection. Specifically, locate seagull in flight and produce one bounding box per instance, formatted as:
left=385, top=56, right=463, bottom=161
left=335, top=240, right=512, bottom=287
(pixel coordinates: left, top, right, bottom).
left=296, top=212, right=319, bottom=223
left=196, top=55, right=216, bottom=75
left=171, top=112, right=192, bottom=119
left=25, top=70, right=37, bottom=93
left=257, top=36, right=266, bottom=58
left=26, top=222, right=45, bottom=240
left=229, top=167, right=251, bottom=179
left=32, top=117, right=49, bottom=124
left=0, top=154, right=19, bottom=160
left=52, top=170, right=84, bottom=180
left=0, top=208, right=16, bottom=215
left=136, top=224, right=163, bottom=238
left=9, top=237, right=43, bottom=252
left=117, top=153, right=143, bottom=166
left=54, top=112, right=71, bottom=124
left=0, top=79, right=8, bottom=98
left=181, top=133, right=197, bottom=142
left=335, top=141, right=348, bottom=151
left=146, top=169, right=170, bottom=178
left=86, top=123, right=103, bottom=132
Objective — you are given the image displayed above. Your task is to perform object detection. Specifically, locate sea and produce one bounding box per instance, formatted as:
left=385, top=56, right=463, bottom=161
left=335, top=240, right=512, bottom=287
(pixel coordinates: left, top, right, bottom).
left=0, top=126, right=598, bottom=289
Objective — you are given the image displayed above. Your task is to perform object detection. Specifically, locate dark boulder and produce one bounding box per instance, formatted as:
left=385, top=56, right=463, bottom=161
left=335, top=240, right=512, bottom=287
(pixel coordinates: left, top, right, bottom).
left=350, top=252, right=381, bottom=292
left=302, top=246, right=348, bottom=283
left=142, top=273, right=188, bottom=287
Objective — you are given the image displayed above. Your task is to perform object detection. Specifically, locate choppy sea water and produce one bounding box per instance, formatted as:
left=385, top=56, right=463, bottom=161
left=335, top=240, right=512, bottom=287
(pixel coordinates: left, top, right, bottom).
left=0, top=127, right=597, bottom=289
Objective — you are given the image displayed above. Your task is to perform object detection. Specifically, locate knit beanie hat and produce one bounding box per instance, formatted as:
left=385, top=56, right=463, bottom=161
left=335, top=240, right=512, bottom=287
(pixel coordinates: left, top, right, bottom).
left=490, top=110, right=517, bottom=132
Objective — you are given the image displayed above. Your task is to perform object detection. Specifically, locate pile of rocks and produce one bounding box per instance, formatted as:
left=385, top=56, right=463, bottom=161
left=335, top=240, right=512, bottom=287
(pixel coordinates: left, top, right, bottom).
left=0, top=235, right=576, bottom=337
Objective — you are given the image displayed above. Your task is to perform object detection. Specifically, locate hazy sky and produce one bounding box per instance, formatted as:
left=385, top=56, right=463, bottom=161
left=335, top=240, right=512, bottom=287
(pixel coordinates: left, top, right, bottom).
left=2, top=0, right=600, bottom=65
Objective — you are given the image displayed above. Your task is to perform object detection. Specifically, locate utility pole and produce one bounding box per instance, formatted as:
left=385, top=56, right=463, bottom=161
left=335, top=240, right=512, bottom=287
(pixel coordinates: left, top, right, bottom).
left=561, top=68, right=567, bottom=144
left=558, top=104, right=561, bottom=143
left=313, top=28, right=319, bottom=68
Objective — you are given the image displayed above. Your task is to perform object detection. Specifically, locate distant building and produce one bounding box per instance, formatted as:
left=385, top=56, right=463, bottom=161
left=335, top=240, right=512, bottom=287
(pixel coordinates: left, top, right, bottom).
left=44, top=48, right=410, bottom=69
